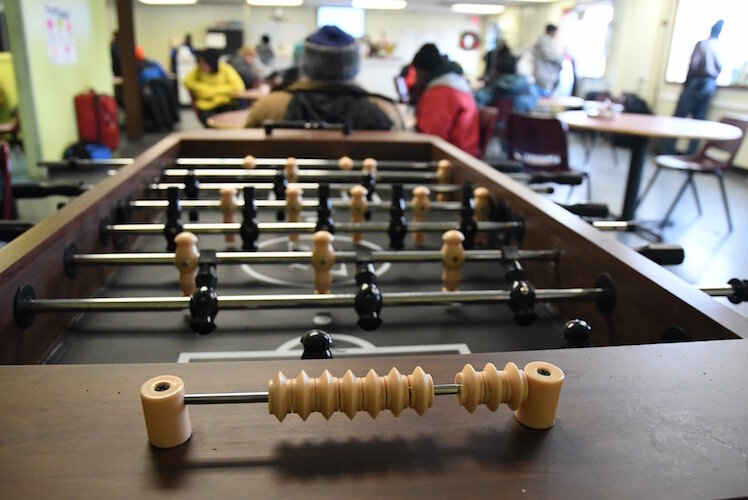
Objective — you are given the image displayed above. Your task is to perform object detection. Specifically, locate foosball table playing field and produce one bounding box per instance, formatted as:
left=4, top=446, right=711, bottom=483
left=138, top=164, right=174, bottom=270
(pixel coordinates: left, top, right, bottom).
left=0, top=130, right=746, bottom=498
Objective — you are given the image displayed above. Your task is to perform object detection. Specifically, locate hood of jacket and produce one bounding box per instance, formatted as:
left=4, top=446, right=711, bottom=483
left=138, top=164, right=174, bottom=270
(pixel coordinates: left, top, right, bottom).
left=425, top=72, right=472, bottom=94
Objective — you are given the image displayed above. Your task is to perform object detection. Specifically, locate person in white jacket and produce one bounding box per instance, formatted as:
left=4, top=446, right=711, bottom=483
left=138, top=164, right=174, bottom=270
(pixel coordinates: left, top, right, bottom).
left=532, top=24, right=564, bottom=94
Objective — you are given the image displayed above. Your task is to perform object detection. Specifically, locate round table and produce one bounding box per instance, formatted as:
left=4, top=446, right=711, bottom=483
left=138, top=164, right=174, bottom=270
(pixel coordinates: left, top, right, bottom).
left=556, top=111, right=742, bottom=219
left=206, top=109, right=250, bottom=130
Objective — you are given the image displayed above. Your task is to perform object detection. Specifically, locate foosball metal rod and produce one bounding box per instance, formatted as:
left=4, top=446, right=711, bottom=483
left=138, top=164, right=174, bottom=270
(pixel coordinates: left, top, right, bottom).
left=175, top=158, right=439, bottom=170
left=129, top=199, right=464, bottom=211
left=22, top=287, right=610, bottom=314
left=150, top=182, right=461, bottom=194
left=106, top=221, right=522, bottom=235
left=70, top=248, right=559, bottom=266
left=161, top=169, right=438, bottom=182
left=38, top=158, right=134, bottom=169
left=182, top=383, right=462, bottom=405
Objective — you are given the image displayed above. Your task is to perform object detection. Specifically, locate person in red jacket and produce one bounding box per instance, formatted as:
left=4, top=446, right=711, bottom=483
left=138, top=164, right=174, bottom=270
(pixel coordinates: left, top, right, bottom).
left=411, top=43, right=479, bottom=156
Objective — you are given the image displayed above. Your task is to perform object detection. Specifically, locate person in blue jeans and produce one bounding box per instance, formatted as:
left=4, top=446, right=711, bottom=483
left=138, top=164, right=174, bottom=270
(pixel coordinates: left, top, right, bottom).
left=664, top=20, right=724, bottom=155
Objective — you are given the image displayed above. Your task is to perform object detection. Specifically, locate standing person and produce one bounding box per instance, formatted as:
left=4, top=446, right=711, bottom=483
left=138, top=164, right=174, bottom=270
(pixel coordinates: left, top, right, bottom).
left=532, top=24, right=564, bottom=95
left=256, top=34, right=275, bottom=67
left=664, top=20, right=724, bottom=155
left=183, top=48, right=245, bottom=126
left=229, top=46, right=267, bottom=89
left=411, top=43, right=479, bottom=156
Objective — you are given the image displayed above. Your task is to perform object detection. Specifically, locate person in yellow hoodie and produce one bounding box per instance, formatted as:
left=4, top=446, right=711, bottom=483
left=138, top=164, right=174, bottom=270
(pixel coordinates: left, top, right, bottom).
left=183, top=48, right=244, bottom=126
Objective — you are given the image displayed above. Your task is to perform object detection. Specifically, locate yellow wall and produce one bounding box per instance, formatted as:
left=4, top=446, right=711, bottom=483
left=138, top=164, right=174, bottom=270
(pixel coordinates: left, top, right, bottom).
left=0, top=53, right=18, bottom=119
left=5, top=0, right=113, bottom=176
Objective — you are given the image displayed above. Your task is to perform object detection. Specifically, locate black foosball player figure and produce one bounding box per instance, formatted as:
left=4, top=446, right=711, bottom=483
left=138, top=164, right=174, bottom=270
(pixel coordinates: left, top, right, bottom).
left=316, top=184, right=335, bottom=233
left=354, top=259, right=382, bottom=331
left=239, top=186, right=259, bottom=251
left=300, top=329, right=334, bottom=359
left=164, top=186, right=184, bottom=251
left=189, top=250, right=219, bottom=335
left=388, top=184, right=407, bottom=250
left=184, top=170, right=200, bottom=222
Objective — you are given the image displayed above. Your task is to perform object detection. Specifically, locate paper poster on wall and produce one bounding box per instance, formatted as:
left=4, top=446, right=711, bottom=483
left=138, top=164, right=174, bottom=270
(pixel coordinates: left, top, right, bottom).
left=45, top=4, right=77, bottom=65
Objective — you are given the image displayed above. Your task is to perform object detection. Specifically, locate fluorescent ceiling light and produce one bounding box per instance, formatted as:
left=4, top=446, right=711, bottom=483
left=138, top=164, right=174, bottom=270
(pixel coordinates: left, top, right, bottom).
left=451, top=3, right=505, bottom=15
left=351, top=0, right=407, bottom=9
left=247, top=0, right=303, bottom=6
left=139, top=0, right=197, bottom=4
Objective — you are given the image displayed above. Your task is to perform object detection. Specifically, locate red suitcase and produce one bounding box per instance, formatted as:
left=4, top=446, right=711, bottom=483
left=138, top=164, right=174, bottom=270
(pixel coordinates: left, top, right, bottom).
left=74, top=91, right=119, bottom=151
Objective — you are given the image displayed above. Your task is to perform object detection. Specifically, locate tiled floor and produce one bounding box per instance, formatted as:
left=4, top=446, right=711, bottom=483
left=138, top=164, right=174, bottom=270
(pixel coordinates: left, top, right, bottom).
left=11, top=109, right=748, bottom=320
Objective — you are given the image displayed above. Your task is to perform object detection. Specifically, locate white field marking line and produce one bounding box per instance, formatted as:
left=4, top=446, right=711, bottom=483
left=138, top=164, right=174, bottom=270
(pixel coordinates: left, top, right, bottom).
left=240, top=233, right=391, bottom=286
left=177, top=335, right=471, bottom=363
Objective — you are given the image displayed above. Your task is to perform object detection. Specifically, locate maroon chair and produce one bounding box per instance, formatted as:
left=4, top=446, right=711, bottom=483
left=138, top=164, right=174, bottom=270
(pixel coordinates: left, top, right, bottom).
left=476, top=106, right=499, bottom=160
left=637, top=115, right=748, bottom=231
left=506, top=113, right=591, bottom=200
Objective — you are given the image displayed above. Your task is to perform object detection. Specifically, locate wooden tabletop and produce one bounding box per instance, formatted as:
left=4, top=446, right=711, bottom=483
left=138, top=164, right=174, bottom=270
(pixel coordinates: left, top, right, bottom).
left=537, top=96, right=585, bottom=111
left=231, top=87, right=270, bottom=101
left=206, top=109, right=250, bottom=130
left=557, top=110, right=743, bottom=140
left=1, top=341, right=747, bottom=498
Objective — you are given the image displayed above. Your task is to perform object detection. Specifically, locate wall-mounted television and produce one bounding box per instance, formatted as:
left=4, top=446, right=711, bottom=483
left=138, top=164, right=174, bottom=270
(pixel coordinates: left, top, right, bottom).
left=316, top=6, right=365, bottom=39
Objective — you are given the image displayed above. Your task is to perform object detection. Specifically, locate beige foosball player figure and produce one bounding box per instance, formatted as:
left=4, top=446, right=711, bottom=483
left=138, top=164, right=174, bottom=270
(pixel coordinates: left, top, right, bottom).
left=362, top=157, right=377, bottom=177
left=473, top=187, right=491, bottom=247
left=219, top=188, right=238, bottom=244
left=140, top=361, right=564, bottom=448
left=436, top=159, right=452, bottom=202
left=441, top=229, right=466, bottom=291
left=285, top=157, right=299, bottom=184
left=173, top=232, right=199, bottom=296
left=285, top=186, right=303, bottom=245
left=349, top=185, right=368, bottom=243
left=338, top=155, right=354, bottom=171
left=242, top=154, right=256, bottom=169
left=411, top=185, right=431, bottom=246
left=310, top=230, right=335, bottom=294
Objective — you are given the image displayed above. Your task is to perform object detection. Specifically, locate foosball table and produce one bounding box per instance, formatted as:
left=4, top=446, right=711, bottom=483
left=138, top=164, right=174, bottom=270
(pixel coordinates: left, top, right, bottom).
left=0, top=130, right=746, bottom=498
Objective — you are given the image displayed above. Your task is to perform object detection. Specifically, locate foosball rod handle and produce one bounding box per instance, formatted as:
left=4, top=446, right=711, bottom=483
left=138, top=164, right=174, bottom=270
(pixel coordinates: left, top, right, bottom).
left=140, top=361, right=564, bottom=449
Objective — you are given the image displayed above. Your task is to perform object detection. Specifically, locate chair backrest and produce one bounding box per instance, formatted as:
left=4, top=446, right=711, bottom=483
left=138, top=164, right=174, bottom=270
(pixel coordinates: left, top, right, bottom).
left=506, top=112, right=569, bottom=171
left=491, top=97, right=514, bottom=137
left=695, top=116, right=748, bottom=171
left=476, top=106, right=499, bottom=159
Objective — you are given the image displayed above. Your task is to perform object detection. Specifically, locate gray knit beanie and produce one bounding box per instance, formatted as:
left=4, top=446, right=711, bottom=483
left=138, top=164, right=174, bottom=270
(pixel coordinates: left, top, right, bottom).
left=301, top=26, right=360, bottom=81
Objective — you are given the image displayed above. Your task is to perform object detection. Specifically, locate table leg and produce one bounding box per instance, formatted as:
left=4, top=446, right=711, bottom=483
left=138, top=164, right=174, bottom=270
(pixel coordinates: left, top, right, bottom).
left=621, top=136, right=649, bottom=220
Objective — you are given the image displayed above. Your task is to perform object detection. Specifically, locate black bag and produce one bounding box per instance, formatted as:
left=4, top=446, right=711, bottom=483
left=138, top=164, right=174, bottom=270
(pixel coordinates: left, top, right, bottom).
left=611, top=93, right=652, bottom=147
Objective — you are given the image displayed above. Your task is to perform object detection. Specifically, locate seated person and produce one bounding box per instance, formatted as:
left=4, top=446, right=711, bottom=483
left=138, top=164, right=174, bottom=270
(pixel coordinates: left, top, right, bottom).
left=411, top=43, right=479, bottom=155
left=474, top=54, right=539, bottom=113
left=228, top=46, right=267, bottom=89
left=183, top=49, right=245, bottom=126
left=135, top=45, right=168, bottom=84
left=245, top=26, right=402, bottom=130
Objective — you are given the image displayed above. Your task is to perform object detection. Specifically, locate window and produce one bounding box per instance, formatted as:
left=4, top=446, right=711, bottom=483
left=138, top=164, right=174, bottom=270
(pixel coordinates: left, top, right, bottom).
left=559, top=2, right=614, bottom=79
left=316, top=6, right=365, bottom=40
left=666, top=0, right=748, bottom=87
